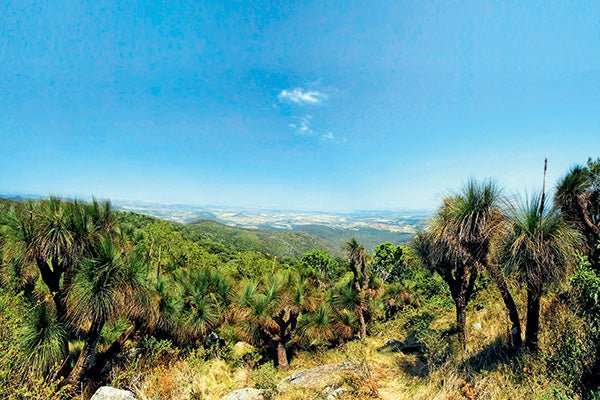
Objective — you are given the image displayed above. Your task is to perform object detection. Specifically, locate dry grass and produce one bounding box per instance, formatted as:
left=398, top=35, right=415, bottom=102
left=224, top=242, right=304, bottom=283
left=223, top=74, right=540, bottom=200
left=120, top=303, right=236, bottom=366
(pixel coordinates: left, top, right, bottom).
left=133, top=286, right=577, bottom=400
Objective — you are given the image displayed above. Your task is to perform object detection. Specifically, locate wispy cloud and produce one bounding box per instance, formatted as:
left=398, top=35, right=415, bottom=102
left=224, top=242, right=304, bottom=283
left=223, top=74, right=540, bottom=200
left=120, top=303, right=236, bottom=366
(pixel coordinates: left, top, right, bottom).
left=289, top=115, right=314, bottom=135
left=322, top=131, right=334, bottom=141
left=278, top=88, right=327, bottom=105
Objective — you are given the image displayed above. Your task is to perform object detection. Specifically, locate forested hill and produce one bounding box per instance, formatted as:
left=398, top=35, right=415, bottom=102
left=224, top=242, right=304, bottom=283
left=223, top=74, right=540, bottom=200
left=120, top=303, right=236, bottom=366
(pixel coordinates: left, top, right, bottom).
left=184, top=219, right=345, bottom=258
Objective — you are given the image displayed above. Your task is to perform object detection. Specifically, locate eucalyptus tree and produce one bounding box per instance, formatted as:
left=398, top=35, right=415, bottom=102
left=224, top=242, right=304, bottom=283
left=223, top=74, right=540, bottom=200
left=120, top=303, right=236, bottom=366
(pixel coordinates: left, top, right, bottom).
left=500, top=194, right=581, bottom=351
left=298, top=250, right=340, bottom=288
left=235, top=270, right=317, bottom=368
left=555, top=158, right=600, bottom=268
left=372, top=242, right=404, bottom=283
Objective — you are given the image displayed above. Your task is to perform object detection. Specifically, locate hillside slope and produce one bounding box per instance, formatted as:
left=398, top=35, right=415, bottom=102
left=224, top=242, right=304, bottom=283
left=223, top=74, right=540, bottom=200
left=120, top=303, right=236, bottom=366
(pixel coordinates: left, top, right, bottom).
left=184, top=219, right=345, bottom=258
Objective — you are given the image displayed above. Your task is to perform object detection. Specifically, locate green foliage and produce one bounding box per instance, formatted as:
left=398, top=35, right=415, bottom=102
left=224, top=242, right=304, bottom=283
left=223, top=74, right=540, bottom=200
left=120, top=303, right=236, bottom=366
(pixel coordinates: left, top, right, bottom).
left=225, top=250, right=274, bottom=280
left=372, top=242, right=404, bottom=282
left=564, top=254, right=600, bottom=397
left=184, top=220, right=341, bottom=259
left=297, top=249, right=342, bottom=284
left=403, top=269, right=453, bottom=308
left=0, top=289, right=71, bottom=399
left=138, top=335, right=180, bottom=365
left=402, top=308, right=451, bottom=368
left=569, top=253, right=600, bottom=326
left=21, top=300, right=68, bottom=375
left=251, top=361, right=278, bottom=391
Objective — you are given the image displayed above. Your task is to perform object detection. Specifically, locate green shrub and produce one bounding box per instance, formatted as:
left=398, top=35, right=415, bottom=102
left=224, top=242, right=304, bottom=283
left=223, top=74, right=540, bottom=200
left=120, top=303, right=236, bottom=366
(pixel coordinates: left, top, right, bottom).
left=251, top=361, right=278, bottom=396
left=543, top=254, right=600, bottom=398
left=402, top=308, right=450, bottom=368
left=139, top=335, right=180, bottom=365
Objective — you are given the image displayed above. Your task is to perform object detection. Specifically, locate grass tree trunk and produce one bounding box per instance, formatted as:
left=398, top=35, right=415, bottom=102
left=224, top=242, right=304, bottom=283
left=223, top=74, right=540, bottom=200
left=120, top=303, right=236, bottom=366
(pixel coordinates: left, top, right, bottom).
left=486, top=263, right=522, bottom=348
left=89, top=322, right=138, bottom=377
left=36, top=259, right=67, bottom=320
left=66, top=319, right=105, bottom=386
left=37, top=258, right=72, bottom=376
left=445, top=263, right=476, bottom=346
left=357, top=306, right=367, bottom=339
left=525, top=282, right=541, bottom=352
left=455, top=297, right=467, bottom=343
left=276, top=340, right=289, bottom=369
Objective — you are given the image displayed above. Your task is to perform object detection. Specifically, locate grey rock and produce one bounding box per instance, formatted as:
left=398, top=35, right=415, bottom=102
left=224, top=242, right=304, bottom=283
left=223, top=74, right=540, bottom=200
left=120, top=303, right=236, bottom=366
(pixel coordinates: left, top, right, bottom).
left=278, top=362, right=354, bottom=391
left=90, top=386, right=136, bottom=400
left=221, top=388, right=266, bottom=400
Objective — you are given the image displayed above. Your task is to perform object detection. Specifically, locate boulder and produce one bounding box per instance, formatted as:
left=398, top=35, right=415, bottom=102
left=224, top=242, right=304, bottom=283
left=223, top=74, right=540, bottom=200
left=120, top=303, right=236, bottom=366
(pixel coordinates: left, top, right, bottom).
left=221, top=388, right=266, bottom=400
left=278, top=362, right=354, bottom=391
left=90, top=386, right=136, bottom=400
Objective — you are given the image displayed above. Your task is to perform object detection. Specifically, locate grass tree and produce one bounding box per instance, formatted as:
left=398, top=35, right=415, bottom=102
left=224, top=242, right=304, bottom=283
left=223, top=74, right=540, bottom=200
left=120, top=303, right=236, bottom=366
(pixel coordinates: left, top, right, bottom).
left=1, top=198, right=115, bottom=374
left=555, top=159, right=600, bottom=268
left=298, top=304, right=337, bottom=346
left=65, top=238, right=147, bottom=385
left=436, top=180, right=523, bottom=348
left=0, top=198, right=153, bottom=387
left=2, top=198, right=113, bottom=323
left=343, top=238, right=376, bottom=339
left=176, top=267, right=231, bottom=343
left=235, top=270, right=317, bottom=368
left=500, top=194, right=581, bottom=351
left=413, top=230, right=476, bottom=344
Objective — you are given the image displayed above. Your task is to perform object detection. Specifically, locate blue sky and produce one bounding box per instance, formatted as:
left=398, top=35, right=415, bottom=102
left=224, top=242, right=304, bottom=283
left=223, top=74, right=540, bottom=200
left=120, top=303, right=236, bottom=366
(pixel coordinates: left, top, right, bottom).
left=1, top=1, right=599, bottom=211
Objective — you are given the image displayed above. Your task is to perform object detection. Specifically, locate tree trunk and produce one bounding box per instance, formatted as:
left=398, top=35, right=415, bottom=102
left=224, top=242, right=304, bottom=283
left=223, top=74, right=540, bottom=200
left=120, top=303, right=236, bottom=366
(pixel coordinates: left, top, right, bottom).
left=36, top=259, right=72, bottom=374
left=455, top=297, right=467, bottom=344
left=276, top=341, right=289, bottom=369
left=357, top=306, right=367, bottom=339
left=89, top=323, right=137, bottom=377
left=486, top=263, right=522, bottom=348
left=66, top=319, right=105, bottom=386
left=525, top=284, right=541, bottom=352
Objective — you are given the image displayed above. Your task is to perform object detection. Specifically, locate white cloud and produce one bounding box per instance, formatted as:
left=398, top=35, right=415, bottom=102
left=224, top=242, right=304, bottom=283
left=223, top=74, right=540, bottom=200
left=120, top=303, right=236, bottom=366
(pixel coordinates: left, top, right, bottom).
left=278, top=88, right=327, bottom=105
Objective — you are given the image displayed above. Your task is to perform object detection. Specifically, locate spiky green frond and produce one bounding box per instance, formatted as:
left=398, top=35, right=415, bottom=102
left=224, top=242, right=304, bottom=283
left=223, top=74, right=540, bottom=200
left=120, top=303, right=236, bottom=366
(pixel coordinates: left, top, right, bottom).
left=21, top=301, right=68, bottom=375
left=299, top=304, right=336, bottom=344
left=501, top=193, right=582, bottom=291
left=67, top=237, right=146, bottom=327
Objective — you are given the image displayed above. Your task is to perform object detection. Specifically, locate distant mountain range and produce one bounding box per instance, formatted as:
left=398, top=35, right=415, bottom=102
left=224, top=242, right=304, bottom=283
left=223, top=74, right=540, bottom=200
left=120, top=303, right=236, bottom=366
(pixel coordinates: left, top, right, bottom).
left=0, top=194, right=431, bottom=253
